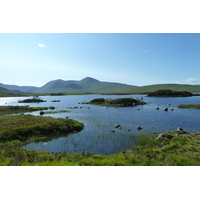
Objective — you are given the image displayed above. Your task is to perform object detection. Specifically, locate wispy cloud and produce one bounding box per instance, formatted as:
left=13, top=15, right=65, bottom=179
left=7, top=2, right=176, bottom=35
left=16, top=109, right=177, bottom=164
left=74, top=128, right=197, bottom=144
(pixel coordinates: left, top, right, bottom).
left=38, top=44, right=45, bottom=47
left=185, top=78, right=198, bottom=83
left=144, top=50, right=149, bottom=53
left=175, top=81, right=179, bottom=84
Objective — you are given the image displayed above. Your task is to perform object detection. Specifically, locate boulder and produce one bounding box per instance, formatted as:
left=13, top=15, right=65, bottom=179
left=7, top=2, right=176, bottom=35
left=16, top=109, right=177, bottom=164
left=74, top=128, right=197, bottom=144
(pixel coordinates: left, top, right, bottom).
left=115, top=124, right=121, bottom=128
left=40, top=111, right=45, bottom=115
left=137, top=126, right=142, bottom=130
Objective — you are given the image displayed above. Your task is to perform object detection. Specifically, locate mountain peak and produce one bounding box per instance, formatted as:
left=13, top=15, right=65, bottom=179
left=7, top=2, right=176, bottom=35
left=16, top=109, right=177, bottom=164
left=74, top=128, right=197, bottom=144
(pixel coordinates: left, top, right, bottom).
left=80, top=77, right=100, bottom=84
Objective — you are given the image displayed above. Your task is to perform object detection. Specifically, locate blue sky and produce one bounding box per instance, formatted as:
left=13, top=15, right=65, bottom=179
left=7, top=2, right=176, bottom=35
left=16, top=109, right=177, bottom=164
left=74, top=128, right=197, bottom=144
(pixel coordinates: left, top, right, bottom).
left=1, top=33, right=200, bottom=87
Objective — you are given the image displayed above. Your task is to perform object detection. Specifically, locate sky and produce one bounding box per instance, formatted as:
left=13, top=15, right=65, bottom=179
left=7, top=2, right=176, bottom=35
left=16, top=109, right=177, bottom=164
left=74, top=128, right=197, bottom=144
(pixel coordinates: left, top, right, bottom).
left=1, top=33, right=200, bottom=87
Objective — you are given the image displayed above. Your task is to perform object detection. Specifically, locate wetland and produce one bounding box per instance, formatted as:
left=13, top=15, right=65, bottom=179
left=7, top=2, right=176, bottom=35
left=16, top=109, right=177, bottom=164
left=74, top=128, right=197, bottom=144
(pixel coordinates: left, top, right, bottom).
left=1, top=94, right=200, bottom=165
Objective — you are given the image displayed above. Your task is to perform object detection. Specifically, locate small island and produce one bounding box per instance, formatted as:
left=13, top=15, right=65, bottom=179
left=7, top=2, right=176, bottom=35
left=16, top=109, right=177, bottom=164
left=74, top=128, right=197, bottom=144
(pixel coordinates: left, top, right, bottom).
left=177, top=104, right=200, bottom=109
left=18, top=96, right=46, bottom=103
left=87, top=97, right=146, bottom=107
left=147, top=90, right=193, bottom=97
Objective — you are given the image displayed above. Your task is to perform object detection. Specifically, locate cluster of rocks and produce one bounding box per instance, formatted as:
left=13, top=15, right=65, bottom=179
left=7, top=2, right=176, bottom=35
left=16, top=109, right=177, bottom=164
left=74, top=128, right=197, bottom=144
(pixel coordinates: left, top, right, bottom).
left=155, top=127, right=185, bottom=140
left=111, top=124, right=143, bottom=132
left=66, top=107, right=90, bottom=109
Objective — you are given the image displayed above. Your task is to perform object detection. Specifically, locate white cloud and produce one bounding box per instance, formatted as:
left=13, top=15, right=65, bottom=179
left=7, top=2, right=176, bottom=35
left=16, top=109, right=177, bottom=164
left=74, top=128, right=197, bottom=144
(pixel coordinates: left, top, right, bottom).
left=144, top=50, right=149, bottom=53
left=38, top=44, right=45, bottom=47
left=175, top=81, right=179, bottom=83
left=185, top=78, right=198, bottom=83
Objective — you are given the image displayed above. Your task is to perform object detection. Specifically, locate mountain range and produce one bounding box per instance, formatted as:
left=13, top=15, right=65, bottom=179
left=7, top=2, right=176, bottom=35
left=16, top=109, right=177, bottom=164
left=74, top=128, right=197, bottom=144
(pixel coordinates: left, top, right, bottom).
left=1, top=77, right=200, bottom=96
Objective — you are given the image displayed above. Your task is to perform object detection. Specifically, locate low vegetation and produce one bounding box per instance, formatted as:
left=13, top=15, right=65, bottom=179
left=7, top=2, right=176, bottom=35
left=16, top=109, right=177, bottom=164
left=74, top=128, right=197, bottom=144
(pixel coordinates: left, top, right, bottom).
left=18, top=96, right=46, bottom=103
left=177, top=104, right=200, bottom=109
left=0, top=115, right=83, bottom=144
left=0, top=130, right=199, bottom=166
left=147, top=90, right=193, bottom=97
left=87, top=97, right=146, bottom=107
left=0, top=106, right=49, bottom=115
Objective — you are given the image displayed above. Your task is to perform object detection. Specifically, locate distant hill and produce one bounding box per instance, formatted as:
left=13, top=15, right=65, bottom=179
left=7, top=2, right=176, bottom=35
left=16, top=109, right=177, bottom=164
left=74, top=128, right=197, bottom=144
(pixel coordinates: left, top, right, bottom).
left=1, top=77, right=200, bottom=96
left=0, top=83, right=38, bottom=93
left=133, top=84, right=200, bottom=93
left=0, top=86, right=32, bottom=97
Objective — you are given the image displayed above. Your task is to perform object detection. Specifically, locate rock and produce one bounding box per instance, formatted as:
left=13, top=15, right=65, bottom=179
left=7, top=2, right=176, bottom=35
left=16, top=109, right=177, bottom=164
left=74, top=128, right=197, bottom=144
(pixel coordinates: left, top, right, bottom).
left=156, top=133, right=164, bottom=140
left=115, top=124, right=121, bottom=128
left=49, top=106, right=55, bottom=110
left=163, top=107, right=168, bottom=111
left=40, top=111, right=45, bottom=115
left=111, top=130, right=115, bottom=133
left=156, top=107, right=159, bottom=110
left=137, top=126, right=142, bottom=130
left=156, top=133, right=173, bottom=140
left=169, top=108, right=174, bottom=111
left=177, top=127, right=183, bottom=131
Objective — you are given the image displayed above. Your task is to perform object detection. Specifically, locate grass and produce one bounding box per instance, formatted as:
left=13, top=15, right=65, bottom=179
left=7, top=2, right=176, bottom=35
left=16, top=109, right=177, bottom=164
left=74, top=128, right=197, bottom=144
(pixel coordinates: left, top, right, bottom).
left=0, top=127, right=200, bottom=165
left=177, top=104, right=200, bottom=109
left=0, top=114, right=84, bottom=143
left=0, top=106, right=49, bottom=115
left=44, top=110, right=70, bottom=114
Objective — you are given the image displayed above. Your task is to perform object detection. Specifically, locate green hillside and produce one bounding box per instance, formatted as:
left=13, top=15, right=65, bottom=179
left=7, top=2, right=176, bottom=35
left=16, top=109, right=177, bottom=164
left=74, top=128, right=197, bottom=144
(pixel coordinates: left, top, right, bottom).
left=0, top=87, right=32, bottom=97
left=132, top=84, right=200, bottom=94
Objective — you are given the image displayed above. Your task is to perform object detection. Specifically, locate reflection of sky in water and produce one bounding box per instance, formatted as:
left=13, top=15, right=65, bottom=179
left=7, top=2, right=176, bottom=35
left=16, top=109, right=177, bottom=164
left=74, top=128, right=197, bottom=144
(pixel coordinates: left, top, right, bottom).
left=1, top=95, right=200, bottom=155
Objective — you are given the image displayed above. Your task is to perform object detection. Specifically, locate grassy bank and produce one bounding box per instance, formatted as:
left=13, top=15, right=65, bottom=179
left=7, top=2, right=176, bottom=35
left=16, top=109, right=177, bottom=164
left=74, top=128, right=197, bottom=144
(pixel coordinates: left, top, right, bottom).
left=0, top=106, right=49, bottom=115
left=0, top=114, right=83, bottom=143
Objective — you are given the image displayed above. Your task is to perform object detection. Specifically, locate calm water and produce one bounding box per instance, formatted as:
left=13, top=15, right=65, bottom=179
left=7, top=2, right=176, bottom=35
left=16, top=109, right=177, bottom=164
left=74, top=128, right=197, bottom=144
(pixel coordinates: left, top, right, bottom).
left=1, top=94, right=200, bottom=155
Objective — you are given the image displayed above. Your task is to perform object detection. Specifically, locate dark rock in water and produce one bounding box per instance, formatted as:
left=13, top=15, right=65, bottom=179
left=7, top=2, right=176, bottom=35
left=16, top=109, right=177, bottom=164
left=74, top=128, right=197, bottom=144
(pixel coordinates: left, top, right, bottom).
left=156, top=107, right=159, bottom=110
left=127, top=129, right=131, bottom=131
left=163, top=108, right=168, bottom=111
left=115, top=124, right=121, bottom=128
left=111, top=130, right=115, bottom=133
left=169, top=108, right=174, bottom=111
left=137, top=126, right=142, bottom=130
left=49, top=106, right=55, bottom=110
left=40, top=111, right=45, bottom=115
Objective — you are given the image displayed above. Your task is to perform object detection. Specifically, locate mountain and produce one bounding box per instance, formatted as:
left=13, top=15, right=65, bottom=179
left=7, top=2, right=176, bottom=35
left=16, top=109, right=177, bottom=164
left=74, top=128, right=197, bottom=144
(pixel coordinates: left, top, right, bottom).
left=0, top=83, right=39, bottom=93
left=33, top=77, right=138, bottom=94
left=1, top=77, right=200, bottom=96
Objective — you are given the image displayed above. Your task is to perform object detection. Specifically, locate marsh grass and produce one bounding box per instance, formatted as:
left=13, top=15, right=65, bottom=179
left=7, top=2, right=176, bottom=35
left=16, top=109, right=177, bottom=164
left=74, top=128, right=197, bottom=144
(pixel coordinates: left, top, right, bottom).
left=177, top=104, right=200, bottom=109
left=44, top=110, right=70, bottom=114
left=0, top=106, right=49, bottom=115
left=1, top=128, right=200, bottom=165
